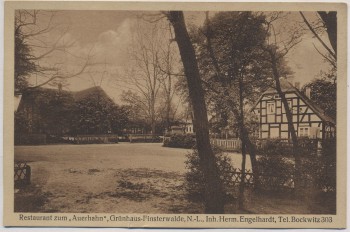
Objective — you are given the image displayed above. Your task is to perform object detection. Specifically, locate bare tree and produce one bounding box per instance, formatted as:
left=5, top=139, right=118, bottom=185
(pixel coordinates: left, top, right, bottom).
left=115, top=20, right=167, bottom=135
left=15, top=10, right=94, bottom=94
left=157, top=31, right=183, bottom=130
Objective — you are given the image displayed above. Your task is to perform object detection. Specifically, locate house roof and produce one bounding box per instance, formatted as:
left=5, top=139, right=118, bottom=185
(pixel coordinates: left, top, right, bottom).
left=18, top=86, right=115, bottom=109
left=253, top=79, right=335, bottom=125
left=71, top=86, right=112, bottom=102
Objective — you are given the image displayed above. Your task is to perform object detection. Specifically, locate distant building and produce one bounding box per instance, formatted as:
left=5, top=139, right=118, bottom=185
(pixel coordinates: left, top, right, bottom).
left=169, top=126, right=184, bottom=135
left=252, top=79, right=335, bottom=139
left=16, top=86, right=116, bottom=135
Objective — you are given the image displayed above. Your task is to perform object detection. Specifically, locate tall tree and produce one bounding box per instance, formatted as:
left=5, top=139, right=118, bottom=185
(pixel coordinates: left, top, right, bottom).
left=166, top=11, right=225, bottom=213
left=115, top=20, right=176, bottom=135
left=261, top=12, right=303, bottom=193
left=302, top=78, right=336, bottom=120
left=193, top=11, right=271, bottom=209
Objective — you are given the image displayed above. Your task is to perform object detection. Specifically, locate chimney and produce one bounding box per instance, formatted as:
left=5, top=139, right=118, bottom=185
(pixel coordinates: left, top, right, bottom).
left=294, top=82, right=300, bottom=90
left=58, top=83, right=62, bottom=92
left=305, top=87, right=311, bottom=99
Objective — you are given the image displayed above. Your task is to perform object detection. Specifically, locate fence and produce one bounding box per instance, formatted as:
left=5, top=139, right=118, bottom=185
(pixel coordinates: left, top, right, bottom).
left=210, top=138, right=241, bottom=152
left=227, top=169, right=317, bottom=192
left=14, top=161, right=31, bottom=188
left=69, top=134, right=118, bottom=144
left=128, top=134, right=162, bottom=143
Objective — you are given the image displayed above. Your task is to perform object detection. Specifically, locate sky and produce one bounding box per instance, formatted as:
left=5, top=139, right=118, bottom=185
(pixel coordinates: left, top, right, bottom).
left=21, top=10, right=333, bottom=104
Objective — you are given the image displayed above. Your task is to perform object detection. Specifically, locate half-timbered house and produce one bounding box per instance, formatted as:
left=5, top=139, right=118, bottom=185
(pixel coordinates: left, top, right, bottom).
left=252, top=79, right=335, bottom=139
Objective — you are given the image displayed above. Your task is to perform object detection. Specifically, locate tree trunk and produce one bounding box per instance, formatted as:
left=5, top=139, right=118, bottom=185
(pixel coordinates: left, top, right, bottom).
left=238, top=77, right=246, bottom=210
left=267, top=48, right=302, bottom=194
left=317, top=11, right=337, bottom=55
left=203, top=13, right=259, bottom=184
left=168, top=11, right=225, bottom=213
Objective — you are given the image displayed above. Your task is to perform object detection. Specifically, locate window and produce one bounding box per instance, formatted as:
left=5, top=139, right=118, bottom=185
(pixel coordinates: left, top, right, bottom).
left=267, top=102, right=275, bottom=114
left=299, top=127, right=309, bottom=137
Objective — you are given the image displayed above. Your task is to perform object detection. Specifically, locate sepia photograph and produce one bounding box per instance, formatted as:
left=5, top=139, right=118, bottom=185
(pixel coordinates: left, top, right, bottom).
left=3, top=1, right=347, bottom=228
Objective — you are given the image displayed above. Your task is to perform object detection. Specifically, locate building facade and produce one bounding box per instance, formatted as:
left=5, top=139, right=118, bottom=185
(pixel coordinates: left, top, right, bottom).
left=252, top=79, right=335, bottom=139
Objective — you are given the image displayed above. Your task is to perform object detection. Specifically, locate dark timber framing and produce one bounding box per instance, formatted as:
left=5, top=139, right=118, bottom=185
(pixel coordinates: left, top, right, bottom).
left=252, top=80, right=335, bottom=139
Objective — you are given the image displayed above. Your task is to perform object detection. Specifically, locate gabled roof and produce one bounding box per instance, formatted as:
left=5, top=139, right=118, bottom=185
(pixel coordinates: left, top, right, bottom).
left=71, top=86, right=112, bottom=102
left=252, top=79, right=335, bottom=125
left=19, top=86, right=115, bottom=107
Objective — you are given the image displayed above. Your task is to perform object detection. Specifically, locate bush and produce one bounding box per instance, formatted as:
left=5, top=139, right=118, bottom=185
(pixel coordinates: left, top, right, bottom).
left=256, top=138, right=318, bottom=157
left=15, top=134, right=47, bottom=145
left=163, top=134, right=196, bottom=149
left=301, top=138, right=336, bottom=192
left=184, top=147, right=235, bottom=202
left=255, top=155, right=294, bottom=192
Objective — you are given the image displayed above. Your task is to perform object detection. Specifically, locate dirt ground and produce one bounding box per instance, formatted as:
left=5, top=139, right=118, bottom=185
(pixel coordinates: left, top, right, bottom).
left=14, top=143, right=332, bottom=214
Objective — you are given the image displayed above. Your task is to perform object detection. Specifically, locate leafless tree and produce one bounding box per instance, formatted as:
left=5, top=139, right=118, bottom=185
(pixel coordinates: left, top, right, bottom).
left=115, top=20, right=167, bottom=135
left=15, top=10, right=95, bottom=94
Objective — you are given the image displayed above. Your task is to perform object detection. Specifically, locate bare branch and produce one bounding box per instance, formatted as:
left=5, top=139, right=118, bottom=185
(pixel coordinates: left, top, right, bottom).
left=299, top=11, right=336, bottom=61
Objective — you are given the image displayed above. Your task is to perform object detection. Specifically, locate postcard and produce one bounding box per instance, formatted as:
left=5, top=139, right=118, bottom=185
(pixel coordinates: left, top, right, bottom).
left=3, top=1, right=347, bottom=228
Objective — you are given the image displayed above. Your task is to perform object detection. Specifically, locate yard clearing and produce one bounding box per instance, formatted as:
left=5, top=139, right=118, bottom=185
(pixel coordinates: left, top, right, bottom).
left=14, top=143, right=331, bottom=214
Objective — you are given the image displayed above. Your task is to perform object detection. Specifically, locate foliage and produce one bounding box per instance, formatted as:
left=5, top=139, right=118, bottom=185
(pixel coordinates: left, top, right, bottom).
left=184, top=148, right=235, bottom=202
left=301, top=138, right=336, bottom=192
left=255, top=138, right=318, bottom=157
left=255, top=155, right=294, bottom=192
left=15, top=89, right=75, bottom=135
left=71, top=92, right=128, bottom=135
left=255, top=138, right=336, bottom=193
left=15, top=31, right=36, bottom=93
left=15, top=88, right=129, bottom=138
left=34, top=90, right=75, bottom=135
left=15, top=134, right=47, bottom=145
left=163, top=134, right=196, bottom=149
left=15, top=110, right=31, bottom=134
left=302, top=78, right=336, bottom=120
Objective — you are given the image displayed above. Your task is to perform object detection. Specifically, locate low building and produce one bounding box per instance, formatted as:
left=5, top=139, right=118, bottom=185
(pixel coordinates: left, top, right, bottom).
left=16, top=85, right=116, bottom=136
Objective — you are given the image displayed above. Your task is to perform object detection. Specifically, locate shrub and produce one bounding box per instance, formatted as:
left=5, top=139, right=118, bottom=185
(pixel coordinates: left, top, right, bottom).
left=301, top=138, right=336, bottom=192
left=184, top=147, right=235, bottom=202
left=163, top=134, right=196, bottom=149
left=255, top=138, right=318, bottom=157
left=255, top=155, right=294, bottom=192
left=15, top=134, right=47, bottom=145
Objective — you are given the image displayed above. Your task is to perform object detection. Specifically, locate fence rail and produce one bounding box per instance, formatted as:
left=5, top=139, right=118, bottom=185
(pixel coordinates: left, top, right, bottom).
left=63, top=134, right=118, bottom=144
left=227, top=169, right=319, bottom=192
left=210, top=138, right=241, bottom=151
left=14, top=161, right=31, bottom=188
left=128, top=134, right=162, bottom=143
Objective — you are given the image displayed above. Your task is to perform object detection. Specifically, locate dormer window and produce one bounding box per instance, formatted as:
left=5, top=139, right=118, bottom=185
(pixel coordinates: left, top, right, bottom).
left=267, top=102, right=275, bottom=114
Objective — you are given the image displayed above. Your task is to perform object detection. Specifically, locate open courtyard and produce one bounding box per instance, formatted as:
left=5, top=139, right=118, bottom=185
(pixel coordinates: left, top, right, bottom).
left=15, top=143, right=331, bottom=214
left=15, top=143, right=249, bottom=213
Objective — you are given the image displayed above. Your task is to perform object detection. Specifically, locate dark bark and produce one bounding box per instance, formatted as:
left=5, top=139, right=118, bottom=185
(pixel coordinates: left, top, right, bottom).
left=299, top=12, right=336, bottom=62
left=318, top=11, right=337, bottom=55
left=238, top=77, right=246, bottom=210
left=203, top=14, right=258, bottom=179
left=167, top=11, right=225, bottom=213
left=267, top=48, right=303, bottom=193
